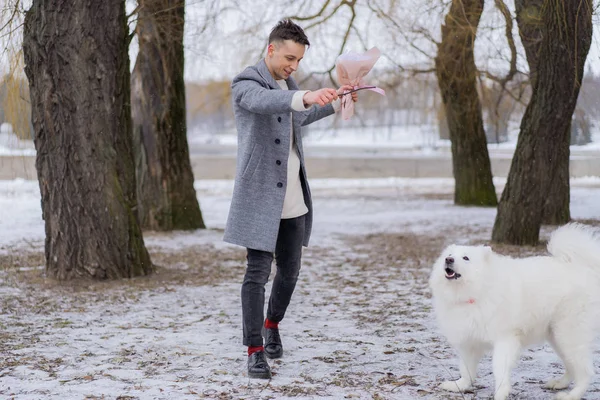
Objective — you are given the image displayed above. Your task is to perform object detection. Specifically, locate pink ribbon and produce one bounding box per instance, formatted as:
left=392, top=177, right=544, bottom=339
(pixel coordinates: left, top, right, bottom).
left=336, top=47, right=386, bottom=120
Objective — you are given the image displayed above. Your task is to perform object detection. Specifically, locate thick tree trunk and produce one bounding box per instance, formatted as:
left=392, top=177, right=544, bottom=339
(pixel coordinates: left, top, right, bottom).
left=131, top=0, right=205, bottom=231
left=434, top=0, right=497, bottom=206
left=515, top=0, right=570, bottom=225
left=515, top=0, right=544, bottom=88
left=23, top=0, right=153, bottom=280
left=492, top=0, right=592, bottom=245
left=542, top=160, right=570, bottom=225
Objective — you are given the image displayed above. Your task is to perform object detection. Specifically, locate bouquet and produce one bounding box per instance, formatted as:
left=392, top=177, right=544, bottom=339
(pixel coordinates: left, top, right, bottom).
left=335, top=47, right=386, bottom=120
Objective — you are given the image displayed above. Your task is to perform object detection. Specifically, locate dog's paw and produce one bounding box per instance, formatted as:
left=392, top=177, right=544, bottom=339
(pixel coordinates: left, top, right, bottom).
left=493, top=384, right=510, bottom=400
left=554, top=392, right=579, bottom=400
left=543, top=376, right=571, bottom=390
left=440, top=379, right=469, bottom=392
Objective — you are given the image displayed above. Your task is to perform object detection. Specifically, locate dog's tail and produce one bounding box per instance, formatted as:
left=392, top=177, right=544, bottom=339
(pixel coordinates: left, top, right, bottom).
left=547, top=222, right=600, bottom=268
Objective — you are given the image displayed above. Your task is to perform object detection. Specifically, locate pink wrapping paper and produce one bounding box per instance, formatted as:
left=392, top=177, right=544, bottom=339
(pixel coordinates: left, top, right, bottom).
left=336, top=47, right=386, bottom=120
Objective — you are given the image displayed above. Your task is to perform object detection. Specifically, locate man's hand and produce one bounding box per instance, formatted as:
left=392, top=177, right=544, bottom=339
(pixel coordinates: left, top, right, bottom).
left=303, top=88, right=338, bottom=107
left=337, top=85, right=358, bottom=102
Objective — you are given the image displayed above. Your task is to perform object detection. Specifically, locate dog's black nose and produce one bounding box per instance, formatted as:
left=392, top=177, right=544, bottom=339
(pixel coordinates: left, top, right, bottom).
left=445, top=257, right=454, bottom=265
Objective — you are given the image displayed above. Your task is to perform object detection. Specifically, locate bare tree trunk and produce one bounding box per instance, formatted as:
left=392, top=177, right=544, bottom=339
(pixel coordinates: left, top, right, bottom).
left=23, top=0, right=153, bottom=280
left=492, top=0, right=592, bottom=245
left=435, top=0, right=497, bottom=206
left=131, top=0, right=205, bottom=231
left=515, top=0, right=544, bottom=88
left=542, top=160, right=570, bottom=224
left=515, top=0, right=570, bottom=225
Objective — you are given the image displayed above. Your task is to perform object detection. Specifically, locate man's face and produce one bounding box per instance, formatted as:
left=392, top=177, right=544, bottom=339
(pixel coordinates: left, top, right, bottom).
left=265, top=40, right=306, bottom=80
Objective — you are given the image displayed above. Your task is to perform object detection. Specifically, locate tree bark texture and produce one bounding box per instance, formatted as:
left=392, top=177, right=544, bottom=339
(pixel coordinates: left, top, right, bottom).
left=515, top=0, right=570, bottom=225
left=515, top=0, right=544, bottom=88
left=131, top=0, right=205, bottom=231
left=23, top=0, right=153, bottom=280
left=492, top=0, right=592, bottom=245
left=435, top=0, right=497, bottom=206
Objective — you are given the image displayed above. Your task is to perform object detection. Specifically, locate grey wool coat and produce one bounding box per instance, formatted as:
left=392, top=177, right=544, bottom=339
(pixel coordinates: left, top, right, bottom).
left=223, top=59, right=336, bottom=252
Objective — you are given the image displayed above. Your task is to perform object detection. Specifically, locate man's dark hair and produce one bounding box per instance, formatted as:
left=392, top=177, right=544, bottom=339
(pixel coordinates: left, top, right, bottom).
left=268, top=19, right=310, bottom=47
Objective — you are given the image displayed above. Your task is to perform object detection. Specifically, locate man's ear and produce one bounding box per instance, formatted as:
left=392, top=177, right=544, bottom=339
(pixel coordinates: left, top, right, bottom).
left=267, top=43, right=275, bottom=57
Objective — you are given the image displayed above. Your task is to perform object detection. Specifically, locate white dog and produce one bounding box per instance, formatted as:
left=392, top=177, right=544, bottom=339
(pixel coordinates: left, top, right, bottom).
left=429, top=223, right=600, bottom=400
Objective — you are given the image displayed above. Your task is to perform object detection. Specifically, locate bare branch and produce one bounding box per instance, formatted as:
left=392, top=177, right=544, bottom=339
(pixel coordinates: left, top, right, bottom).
left=0, top=21, right=24, bottom=41
left=126, top=3, right=142, bottom=19
left=366, top=0, right=438, bottom=63
left=287, top=1, right=358, bottom=86
left=493, top=0, right=518, bottom=87
left=478, top=0, right=521, bottom=142
left=0, top=0, right=21, bottom=34
left=409, top=67, right=437, bottom=75
left=287, top=0, right=332, bottom=22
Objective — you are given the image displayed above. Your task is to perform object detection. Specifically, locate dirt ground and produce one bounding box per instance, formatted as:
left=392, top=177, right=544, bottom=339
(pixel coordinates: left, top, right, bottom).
left=1, top=196, right=600, bottom=399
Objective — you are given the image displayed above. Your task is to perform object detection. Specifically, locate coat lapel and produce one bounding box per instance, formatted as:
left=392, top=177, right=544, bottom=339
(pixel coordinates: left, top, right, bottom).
left=255, top=58, right=302, bottom=148
left=286, top=76, right=299, bottom=90
left=255, top=59, right=300, bottom=91
left=256, top=59, right=280, bottom=90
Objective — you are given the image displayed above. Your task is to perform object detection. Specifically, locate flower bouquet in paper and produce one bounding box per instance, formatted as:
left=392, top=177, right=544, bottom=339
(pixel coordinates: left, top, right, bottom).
left=335, top=47, right=386, bottom=120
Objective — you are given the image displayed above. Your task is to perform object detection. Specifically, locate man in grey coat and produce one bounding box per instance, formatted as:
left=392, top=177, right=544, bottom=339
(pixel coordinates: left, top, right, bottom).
left=224, top=19, right=357, bottom=378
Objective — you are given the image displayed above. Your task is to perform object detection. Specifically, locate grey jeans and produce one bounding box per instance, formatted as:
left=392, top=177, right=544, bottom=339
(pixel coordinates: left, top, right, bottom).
left=241, top=215, right=305, bottom=347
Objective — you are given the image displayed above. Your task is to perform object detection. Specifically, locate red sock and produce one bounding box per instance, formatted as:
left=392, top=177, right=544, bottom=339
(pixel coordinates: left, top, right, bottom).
left=264, top=319, right=279, bottom=329
left=248, top=346, right=264, bottom=356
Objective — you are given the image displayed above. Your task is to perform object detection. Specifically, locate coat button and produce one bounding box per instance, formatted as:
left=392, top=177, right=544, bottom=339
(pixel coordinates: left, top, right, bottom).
left=275, top=139, right=281, bottom=144
left=277, top=182, right=283, bottom=188
left=276, top=160, right=281, bottom=165
left=277, top=116, right=282, bottom=122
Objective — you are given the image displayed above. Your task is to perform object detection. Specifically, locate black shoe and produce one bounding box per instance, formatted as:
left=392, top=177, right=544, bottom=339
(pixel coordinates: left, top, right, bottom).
left=264, top=327, right=283, bottom=359
left=248, top=351, right=271, bottom=379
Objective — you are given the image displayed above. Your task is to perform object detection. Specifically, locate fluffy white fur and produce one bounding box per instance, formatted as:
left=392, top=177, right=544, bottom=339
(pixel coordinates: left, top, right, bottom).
left=429, top=223, right=600, bottom=400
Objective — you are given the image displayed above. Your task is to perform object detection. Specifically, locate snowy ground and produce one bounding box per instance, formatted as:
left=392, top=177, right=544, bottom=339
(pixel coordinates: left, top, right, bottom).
left=4, top=125, right=600, bottom=156
left=0, top=131, right=36, bottom=156
left=1, top=177, right=600, bottom=399
left=186, top=123, right=600, bottom=152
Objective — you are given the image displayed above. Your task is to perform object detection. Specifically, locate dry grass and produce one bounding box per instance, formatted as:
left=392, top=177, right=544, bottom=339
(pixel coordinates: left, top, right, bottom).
left=1, top=210, right=595, bottom=300
left=0, top=243, right=247, bottom=320
left=0, top=244, right=245, bottom=289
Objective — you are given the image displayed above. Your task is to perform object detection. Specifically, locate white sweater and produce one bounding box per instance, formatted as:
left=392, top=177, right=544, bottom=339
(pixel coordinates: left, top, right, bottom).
left=276, top=80, right=308, bottom=219
left=276, top=80, right=340, bottom=219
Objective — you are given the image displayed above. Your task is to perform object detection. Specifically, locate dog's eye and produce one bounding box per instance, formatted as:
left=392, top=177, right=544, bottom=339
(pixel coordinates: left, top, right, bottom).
left=463, top=256, right=469, bottom=261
